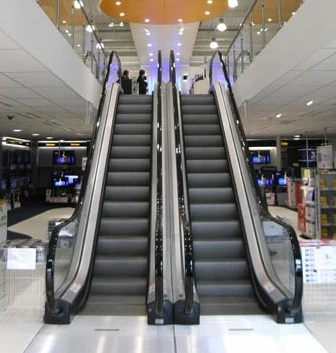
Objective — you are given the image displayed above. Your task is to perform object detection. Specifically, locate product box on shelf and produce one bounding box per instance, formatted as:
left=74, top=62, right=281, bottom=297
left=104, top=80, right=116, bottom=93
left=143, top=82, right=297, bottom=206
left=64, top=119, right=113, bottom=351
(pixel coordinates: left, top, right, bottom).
left=305, top=203, right=316, bottom=222
left=305, top=221, right=316, bottom=238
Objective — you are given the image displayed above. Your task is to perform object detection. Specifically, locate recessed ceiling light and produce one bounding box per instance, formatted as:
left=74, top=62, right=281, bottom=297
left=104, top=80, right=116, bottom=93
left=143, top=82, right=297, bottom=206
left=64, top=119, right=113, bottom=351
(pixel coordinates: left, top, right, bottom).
left=77, top=44, right=81, bottom=47
left=177, top=43, right=182, bottom=46
left=176, top=58, right=180, bottom=61
left=291, top=12, right=296, bottom=15
left=276, top=113, right=282, bottom=118
left=205, top=11, right=210, bottom=15
left=115, top=1, right=121, bottom=5
left=46, top=136, right=54, bottom=140
left=119, top=22, right=124, bottom=26
left=177, top=52, right=180, bottom=56
left=146, top=32, right=151, bottom=36
left=150, top=58, right=154, bottom=62
left=207, top=0, right=213, bottom=4
left=178, top=18, right=183, bottom=22
left=145, top=18, right=150, bottom=23
left=13, top=129, right=22, bottom=132
left=268, top=18, right=272, bottom=22
left=32, top=133, right=40, bottom=136
left=120, top=12, right=125, bottom=17
left=108, top=22, right=115, bottom=27
left=62, top=20, right=67, bottom=24
left=228, top=0, right=238, bottom=8
left=147, top=43, right=152, bottom=47
left=306, top=100, right=314, bottom=106
left=149, top=53, right=154, bottom=56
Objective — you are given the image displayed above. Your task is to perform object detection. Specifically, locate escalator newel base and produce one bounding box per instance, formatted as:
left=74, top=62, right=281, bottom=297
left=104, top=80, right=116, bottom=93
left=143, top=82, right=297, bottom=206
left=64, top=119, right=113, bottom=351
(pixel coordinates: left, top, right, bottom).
left=147, top=300, right=174, bottom=325
left=173, top=300, right=200, bottom=325
left=44, top=300, right=71, bottom=324
left=276, top=303, right=303, bottom=324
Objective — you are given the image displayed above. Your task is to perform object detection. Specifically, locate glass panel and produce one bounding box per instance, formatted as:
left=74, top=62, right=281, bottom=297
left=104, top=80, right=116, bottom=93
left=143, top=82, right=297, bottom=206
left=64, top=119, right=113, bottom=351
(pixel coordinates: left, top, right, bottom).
left=53, top=218, right=78, bottom=292
left=250, top=0, right=265, bottom=57
left=263, top=0, right=280, bottom=44
left=262, top=217, right=295, bottom=295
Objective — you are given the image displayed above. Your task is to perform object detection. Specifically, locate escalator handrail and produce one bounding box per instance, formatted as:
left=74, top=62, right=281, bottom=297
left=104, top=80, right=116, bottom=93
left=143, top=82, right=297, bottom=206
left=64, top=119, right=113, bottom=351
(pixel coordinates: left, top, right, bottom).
left=45, top=51, right=122, bottom=315
left=154, top=50, right=164, bottom=316
left=169, top=50, right=195, bottom=314
left=209, top=50, right=303, bottom=316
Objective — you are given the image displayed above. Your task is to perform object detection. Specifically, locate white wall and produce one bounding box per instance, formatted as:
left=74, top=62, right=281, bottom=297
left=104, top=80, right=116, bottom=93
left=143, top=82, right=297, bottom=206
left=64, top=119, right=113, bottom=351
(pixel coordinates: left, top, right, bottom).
left=0, top=0, right=101, bottom=107
left=233, top=0, right=336, bottom=106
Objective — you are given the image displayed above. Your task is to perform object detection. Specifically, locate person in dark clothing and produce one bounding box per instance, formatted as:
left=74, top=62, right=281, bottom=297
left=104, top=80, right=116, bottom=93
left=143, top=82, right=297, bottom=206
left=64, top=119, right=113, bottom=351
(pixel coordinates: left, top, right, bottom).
left=137, top=69, right=148, bottom=94
left=120, top=69, right=132, bottom=94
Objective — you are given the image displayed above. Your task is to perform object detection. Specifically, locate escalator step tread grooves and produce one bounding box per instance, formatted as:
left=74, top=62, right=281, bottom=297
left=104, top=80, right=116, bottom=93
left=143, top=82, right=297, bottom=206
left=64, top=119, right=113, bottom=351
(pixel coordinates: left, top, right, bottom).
left=181, top=94, right=256, bottom=315
left=88, top=95, right=152, bottom=314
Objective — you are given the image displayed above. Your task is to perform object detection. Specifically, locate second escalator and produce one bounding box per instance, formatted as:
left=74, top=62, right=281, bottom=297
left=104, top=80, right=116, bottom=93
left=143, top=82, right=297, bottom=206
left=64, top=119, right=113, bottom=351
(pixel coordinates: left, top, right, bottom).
left=180, top=94, right=264, bottom=315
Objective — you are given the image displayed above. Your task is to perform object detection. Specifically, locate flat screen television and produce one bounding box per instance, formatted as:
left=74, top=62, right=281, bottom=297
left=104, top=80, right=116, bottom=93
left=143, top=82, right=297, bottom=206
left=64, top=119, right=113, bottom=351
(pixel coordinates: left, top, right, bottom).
left=250, top=151, right=271, bottom=165
left=53, top=150, right=75, bottom=165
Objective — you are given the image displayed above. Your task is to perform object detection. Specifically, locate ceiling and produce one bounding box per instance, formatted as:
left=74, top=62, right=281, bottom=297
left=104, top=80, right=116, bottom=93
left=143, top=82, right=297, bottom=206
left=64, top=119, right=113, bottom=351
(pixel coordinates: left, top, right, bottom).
left=0, top=0, right=335, bottom=143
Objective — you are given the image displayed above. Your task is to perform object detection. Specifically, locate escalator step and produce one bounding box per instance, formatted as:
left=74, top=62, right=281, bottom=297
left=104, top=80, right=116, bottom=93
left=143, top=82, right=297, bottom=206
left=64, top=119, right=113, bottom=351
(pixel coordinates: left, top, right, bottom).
left=96, top=235, right=148, bottom=256
left=182, top=114, right=219, bottom=125
left=112, top=134, right=151, bottom=146
left=186, top=159, right=229, bottom=173
left=182, top=105, right=217, bottom=115
left=110, top=146, right=151, bottom=159
left=106, top=172, right=150, bottom=186
left=99, top=218, right=149, bottom=236
left=115, top=113, right=152, bottom=124
left=183, top=124, right=221, bottom=135
left=188, top=187, right=234, bottom=203
left=119, top=95, right=152, bottom=105
left=181, top=95, right=215, bottom=105
left=117, top=104, right=152, bottom=114
left=193, top=237, right=245, bottom=259
left=108, top=158, right=150, bottom=172
left=90, top=277, right=147, bottom=296
left=184, top=135, right=223, bottom=147
left=191, top=220, right=242, bottom=238
left=185, top=147, right=226, bottom=160
left=114, top=124, right=152, bottom=135
left=195, top=259, right=250, bottom=281
left=190, top=203, right=238, bottom=221
left=187, top=173, right=232, bottom=188
left=104, top=186, right=150, bottom=201
left=102, top=201, right=149, bottom=218
left=93, top=256, right=148, bottom=277
left=196, top=280, right=254, bottom=297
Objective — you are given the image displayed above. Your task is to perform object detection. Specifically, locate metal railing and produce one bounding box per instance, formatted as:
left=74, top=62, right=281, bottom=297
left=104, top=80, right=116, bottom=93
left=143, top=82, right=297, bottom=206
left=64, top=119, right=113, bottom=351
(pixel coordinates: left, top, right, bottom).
left=37, top=0, right=107, bottom=81
left=225, top=0, right=305, bottom=83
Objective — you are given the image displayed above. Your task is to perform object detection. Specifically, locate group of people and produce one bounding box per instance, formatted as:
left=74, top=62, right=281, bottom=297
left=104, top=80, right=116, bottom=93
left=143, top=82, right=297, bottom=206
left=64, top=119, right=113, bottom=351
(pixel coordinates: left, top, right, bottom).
left=119, top=69, right=148, bottom=95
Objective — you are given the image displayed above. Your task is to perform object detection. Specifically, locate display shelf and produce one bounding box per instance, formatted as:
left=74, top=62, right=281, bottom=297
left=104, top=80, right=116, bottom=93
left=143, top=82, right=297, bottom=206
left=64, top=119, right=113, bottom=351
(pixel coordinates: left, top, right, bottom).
left=316, top=170, right=336, bottom=240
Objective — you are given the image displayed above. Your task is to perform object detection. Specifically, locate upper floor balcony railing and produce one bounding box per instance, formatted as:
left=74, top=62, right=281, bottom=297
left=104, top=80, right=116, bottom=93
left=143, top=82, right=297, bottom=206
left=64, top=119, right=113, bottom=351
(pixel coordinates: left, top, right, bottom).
left=225, top=0, right=306, bottom=83
left=37, top=0, right=107, bottom=82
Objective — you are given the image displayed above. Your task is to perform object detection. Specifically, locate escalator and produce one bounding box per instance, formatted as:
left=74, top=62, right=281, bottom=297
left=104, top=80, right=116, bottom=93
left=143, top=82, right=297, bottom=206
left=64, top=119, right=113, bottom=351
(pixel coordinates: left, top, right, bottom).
left=81, top=94, right=153, bottom=315
left=180, top=93, right=264, bottom=315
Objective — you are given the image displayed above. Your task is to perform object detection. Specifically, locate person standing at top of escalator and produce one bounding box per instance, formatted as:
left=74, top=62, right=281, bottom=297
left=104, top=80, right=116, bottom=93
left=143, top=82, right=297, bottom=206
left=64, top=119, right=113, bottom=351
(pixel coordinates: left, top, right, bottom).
left=120, top=69, right=132, bottom=94
left=137, top=69, right=148, bottom=94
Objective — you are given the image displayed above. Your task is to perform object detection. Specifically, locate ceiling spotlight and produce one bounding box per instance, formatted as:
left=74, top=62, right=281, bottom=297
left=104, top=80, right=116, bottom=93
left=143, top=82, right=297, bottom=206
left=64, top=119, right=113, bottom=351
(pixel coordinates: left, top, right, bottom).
left=205, top=11, right=210, bottom=15
left=115, top=1, right=121, bottom=5
left=145, top=18, right=150, bottom=23
left=217, top=19, right=227, bottom=32
left=73, top=0, right=83, bottom=9
left=120, top=12, right=125, bottom=17
left=228, top=0, right=238, bottom=8
left=210, top=38, right=218, bottom=49
left=306, top=100, right=314, bottom=106
left=207, top=0, right=213, bottom=3
left=276, top=113, right=282, bottom=118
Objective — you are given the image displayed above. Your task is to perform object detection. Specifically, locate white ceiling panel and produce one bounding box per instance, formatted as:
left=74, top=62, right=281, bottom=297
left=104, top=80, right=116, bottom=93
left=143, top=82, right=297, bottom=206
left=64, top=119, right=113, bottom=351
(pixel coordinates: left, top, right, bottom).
left=294, top=48, right=336, bottom=71
left=32, top=87, right=82, bottom=99
left=0, top=30, right=19, bottom=50
left=0, top=49, right=47, bottom=72
left=313, top=53, right=336, bottom=71
left=6, top=72, right=65, bottom=87
left=16, top=98, right=55, bottom=107
left=0, top=73, right=21, bottom=88
left=0, top=87, right=43, bottom=99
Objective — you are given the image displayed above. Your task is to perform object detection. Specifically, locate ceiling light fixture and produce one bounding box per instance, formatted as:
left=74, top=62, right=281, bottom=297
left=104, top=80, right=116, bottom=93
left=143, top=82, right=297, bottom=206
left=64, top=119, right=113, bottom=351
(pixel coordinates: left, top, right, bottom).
left=119, top=22, right=124, bottom=26
left=147, top=43, right=152, bottom=47
left=73, top=0, right=83, bottom=9
left=210, top=38, right=218, bottom=49
left=205, top=11, right=210, bottom=15
left=216, top=18, right=227, bottom=32
left=145, top=18, right=150, bottom=23
left=228, top=0, right=238, bottom=8
left=13, top=129, right=22, bottom=132
left=120, top=12, right=125, bottom=17
left=108, top=22, right=115, bottom=27
left=115, top=1, right=121, bottom=5
left=207, top=0, right=213, bottom=3
left=177, top=43, right=182, bottom=46
left=276, top=113, right=282, bottom=118
left=306, top=100, right=314, bottom=106
left=178, top=18, right=183, bottom=22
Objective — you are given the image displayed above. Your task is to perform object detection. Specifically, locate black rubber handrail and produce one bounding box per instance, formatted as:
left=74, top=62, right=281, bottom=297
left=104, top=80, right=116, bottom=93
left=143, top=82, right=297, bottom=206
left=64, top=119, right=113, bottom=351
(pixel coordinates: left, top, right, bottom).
left=169, top=50, right=195, bottom=314
left=209, top=50, right=303, bottom=316
left=45, top=51, right=122, bottom=315
left=154, top=50, right=164, bottom=317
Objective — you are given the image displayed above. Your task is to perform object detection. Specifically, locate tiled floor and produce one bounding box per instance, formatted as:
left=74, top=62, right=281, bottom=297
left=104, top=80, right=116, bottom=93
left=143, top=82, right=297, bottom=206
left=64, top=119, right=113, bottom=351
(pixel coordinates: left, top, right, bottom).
left=0, top=205, right=335, bottom=353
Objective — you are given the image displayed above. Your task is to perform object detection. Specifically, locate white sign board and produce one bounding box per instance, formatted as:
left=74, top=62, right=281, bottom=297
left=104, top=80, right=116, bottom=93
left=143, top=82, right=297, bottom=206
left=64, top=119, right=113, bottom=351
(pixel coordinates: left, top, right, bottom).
left=7, top=248, right=36, bottom=270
